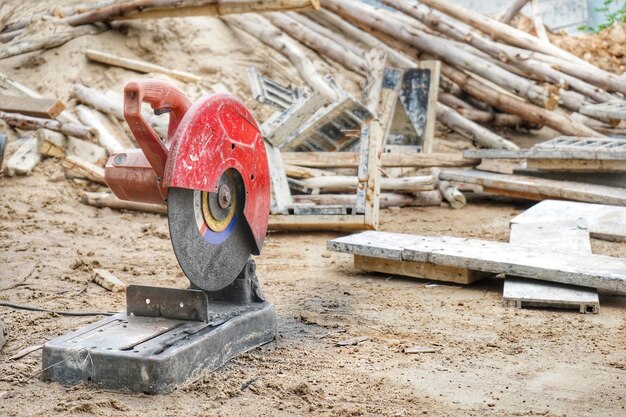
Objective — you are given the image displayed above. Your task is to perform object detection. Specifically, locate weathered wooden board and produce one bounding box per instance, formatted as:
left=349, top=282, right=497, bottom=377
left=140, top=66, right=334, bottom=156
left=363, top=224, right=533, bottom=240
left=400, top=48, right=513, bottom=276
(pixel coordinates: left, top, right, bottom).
left=354, top=255, right=485, bottom=284
left=6, top=136, right=41, bottom=176
left=503, top=279, right=600, bottom=313
left=504, top=219, right=600, bottom=313
left=464, top=148, right=626, bottom=161
left=387, top=61, right=440, bottom=152
left=398, top=236, right=626, bottom=294
left=280, top=93, right=371, bottom=151
left=510, top=199, right=626, bottom=242
left=62, top=155, right=106, bottom=184
left=327, top=231, right=485, bottom=284
left=281, top=151, right=475, bottom=168
left=525, top=158, right=626, bottom=172
left=476, top=158, right=523, bottom=174
left=262, top=91, right=325, bottom=147
left=329, top=231, right=626, bottom=294
left=0, top=95, right=64, bottom=118
left=93, top=269, right=127, bottom=292
left=264, top=140, right=293, bottom=215
left=514, top=167, right=626, bottom=188
left=269, top=214, right=370, bottom=231
left=328, top=230, right=426, bottom=260
left=247, top=66, right=295, bottom=110
left=509, top=220, right=592, bottom=253
left=439, top=169, right=626, bottom=206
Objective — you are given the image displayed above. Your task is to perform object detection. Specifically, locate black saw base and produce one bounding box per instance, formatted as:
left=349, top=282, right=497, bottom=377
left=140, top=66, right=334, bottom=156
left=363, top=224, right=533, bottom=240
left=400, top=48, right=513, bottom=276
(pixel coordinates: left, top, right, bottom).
left=41, top=260, right=276, bottom=394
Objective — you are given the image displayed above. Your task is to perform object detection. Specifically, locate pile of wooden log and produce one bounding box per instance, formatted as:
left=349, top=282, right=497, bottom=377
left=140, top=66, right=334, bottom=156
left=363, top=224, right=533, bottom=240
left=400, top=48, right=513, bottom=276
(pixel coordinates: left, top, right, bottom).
left=220, top=0, right=626, bottom=221
left=2, top=0, right=626, bottom=228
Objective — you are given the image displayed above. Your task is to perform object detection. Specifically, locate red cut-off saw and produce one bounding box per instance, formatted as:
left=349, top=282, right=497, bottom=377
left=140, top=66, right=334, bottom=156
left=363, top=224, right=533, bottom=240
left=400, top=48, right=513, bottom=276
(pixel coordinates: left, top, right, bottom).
left=107, top=79, right=270, bottom=290
left=42, top=79, right=276, bottom=394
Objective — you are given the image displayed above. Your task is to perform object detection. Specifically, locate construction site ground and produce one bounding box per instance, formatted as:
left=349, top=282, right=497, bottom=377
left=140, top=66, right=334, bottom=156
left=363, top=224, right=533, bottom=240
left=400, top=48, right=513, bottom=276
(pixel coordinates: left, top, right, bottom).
left=1, top=1, right=626, bottom=416
left=1, top=165, right=625, bottom=417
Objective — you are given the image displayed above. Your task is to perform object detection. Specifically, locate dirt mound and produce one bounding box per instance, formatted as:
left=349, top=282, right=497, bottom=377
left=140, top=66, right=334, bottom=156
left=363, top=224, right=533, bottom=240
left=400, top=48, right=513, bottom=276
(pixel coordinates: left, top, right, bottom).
left=551, top=23, right=626, bottom=74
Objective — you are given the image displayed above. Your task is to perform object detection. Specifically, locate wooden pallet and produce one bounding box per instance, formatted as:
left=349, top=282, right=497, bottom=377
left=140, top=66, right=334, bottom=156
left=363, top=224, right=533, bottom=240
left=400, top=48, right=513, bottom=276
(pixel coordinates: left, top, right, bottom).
left=510, top=199, right=626, bottom=242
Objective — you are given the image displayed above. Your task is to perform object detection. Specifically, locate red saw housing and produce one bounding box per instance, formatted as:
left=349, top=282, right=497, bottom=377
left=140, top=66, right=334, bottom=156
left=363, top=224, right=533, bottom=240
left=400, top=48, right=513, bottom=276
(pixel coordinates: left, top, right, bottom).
left=104, top=79, right=270, bottom=254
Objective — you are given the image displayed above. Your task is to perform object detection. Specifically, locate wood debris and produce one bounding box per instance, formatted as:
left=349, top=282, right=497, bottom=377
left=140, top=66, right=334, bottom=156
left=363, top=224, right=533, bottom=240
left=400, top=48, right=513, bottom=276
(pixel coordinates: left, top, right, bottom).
left=93, top=269, right=127, bottom=293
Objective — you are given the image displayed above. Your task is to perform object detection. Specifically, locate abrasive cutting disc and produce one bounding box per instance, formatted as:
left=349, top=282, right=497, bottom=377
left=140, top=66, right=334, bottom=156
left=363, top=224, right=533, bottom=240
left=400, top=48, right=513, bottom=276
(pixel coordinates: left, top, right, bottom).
left=167, top=170, right=254, bottom=291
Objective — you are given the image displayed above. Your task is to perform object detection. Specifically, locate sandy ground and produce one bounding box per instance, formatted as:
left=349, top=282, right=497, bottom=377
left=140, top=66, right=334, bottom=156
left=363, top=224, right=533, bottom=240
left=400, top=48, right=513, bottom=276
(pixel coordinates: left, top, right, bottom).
left=1, top=1, right=625, bottom=416
left=1, top=166, right=625, bottom=417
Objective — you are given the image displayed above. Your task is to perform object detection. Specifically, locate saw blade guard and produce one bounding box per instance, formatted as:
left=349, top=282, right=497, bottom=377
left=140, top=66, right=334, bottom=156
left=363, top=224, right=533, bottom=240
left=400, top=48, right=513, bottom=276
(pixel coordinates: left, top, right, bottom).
left=164, top=94, right=270, bottom=254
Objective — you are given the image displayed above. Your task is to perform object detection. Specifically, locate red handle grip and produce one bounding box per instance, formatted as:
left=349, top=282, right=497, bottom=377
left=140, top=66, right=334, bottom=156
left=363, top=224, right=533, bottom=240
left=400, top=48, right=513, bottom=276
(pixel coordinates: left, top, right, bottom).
left=123, top=79, right=192, bottom=178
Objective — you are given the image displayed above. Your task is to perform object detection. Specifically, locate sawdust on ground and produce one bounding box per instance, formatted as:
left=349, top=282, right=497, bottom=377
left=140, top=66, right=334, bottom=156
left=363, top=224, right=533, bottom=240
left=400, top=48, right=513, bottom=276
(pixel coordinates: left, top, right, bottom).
left=1, top=2, right=626, bottom=416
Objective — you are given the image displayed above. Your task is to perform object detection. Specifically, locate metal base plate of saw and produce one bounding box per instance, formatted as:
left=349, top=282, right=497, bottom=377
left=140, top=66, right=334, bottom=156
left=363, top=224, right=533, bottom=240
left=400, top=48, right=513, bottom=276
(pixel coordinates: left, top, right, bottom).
left=42, top=260, right=276, bottom=394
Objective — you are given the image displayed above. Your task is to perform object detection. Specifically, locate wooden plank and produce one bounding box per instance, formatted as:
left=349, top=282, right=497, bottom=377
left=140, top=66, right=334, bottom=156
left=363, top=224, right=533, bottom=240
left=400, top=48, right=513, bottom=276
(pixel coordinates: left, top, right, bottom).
left=329, top=231, right=626, bottom=293
left=93, top=269, right=127, bottom=292
left=262, top=91, right=325, bottom=147
left=526, top=158, right=626, bottom=172
left=76, top=105, right=124, bottom=154
left=439, top=168, right=626, bottom=206
left=355, top=125, right=370, bottom=214
left=0, top=95, right=64, bottom=118
left=509, top=220, right=592, bottom=253
left=364, top=119, right=382, bottom=228
left=398, top=236, right=626, bottom=294
left=476, top=158, right=522, bottom=174
left=513, top=168, right=626, bottom=188
left=505, top=219, right=599, bottom=313
left=82, top=192, right=166, bottom=215
left=354, top=255, right=485, bottom=284
left=5, top=136, right=41, bottom=176
left=300, top=175, right=433, bottom=193
left=283, top=164, right=336, bottom=179
left=85, top=49, right=202, bottom=83
left=269, top=214, right=370, bottom=231
left=278, top=90, right=372, bottom=151
left=263, top=140, right=292, bottom=215
left=62, top=155, right=106, bottom=184
left=36, top=128, right=107, bottom=164
left=361, top=48, right=387, bottom=115
left=327, top=230, right=433, bottom=260
left=292, top=191, right=442, bottom=208
left=464, top=148, right=626, bottom=161
left=502, top=279, right=600, bottom=313
left=36, top=129, right=65, bottom=158
left=418, top=60, right=440, bottom=154
left=511, top=199, right=626, bottom=242
left=281, top=151, right=476, bottom=168
left=117, top=0, right=320, bottom=20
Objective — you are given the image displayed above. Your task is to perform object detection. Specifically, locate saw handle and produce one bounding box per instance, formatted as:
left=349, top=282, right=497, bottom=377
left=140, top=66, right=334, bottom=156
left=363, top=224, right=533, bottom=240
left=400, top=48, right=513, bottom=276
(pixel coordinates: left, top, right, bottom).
left=123, top=79, right=192, bottom=178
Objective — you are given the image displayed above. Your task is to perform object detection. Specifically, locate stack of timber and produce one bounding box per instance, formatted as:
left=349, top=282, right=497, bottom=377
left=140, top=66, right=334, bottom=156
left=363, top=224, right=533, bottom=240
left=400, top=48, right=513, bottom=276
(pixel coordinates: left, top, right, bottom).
left=3, top=0, right=626, bottom=228
left=456, top=136, right=626, bottom=204
left=222, top=0, right=626, bottom=227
